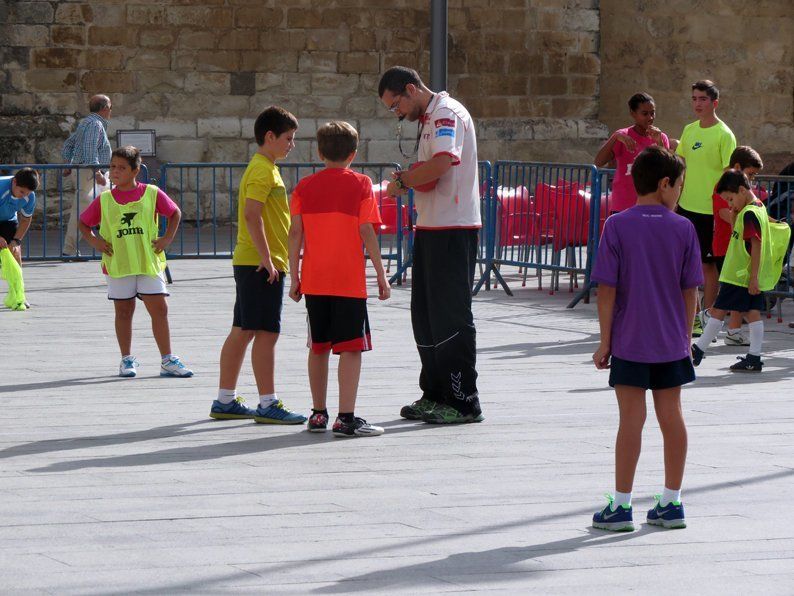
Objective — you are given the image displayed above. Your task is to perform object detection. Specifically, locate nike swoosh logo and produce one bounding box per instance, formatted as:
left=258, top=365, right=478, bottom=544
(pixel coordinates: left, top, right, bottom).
left=604, top=510, right=625, bottom=520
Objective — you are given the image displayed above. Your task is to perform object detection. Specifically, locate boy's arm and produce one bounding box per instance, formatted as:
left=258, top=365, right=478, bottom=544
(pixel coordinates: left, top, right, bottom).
left=78, top=220, right=112, bottom=256
left=593, top=284, right=616, bottom=369
left=682, top=286, right=699, bottom=337
left=153, top=206, right=181, bottom=254
left=359, top=223, right=391, bottom=301
left=243, top=199, right=277, bottom=283
left=14, top=215, right=32, bottom=242
left=748, top=237, right=762, bottom=295
left=288, top=214, right=303, bottom=302
left=717, top=207, right=733, bottom=224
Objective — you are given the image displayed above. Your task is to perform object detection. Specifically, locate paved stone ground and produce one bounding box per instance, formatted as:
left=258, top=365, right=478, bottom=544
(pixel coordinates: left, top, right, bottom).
left=2, top=260, right=793, bottom=595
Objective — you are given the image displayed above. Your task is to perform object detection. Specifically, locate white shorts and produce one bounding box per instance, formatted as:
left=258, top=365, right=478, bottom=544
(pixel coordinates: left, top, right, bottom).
left=106, top=272, right=169, bottom=300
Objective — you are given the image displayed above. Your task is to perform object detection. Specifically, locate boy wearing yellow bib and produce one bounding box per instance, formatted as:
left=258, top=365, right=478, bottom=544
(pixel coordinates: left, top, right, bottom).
left=79, top=146, right=193, bottom=378
left=692, top=170, right=791, bottom=372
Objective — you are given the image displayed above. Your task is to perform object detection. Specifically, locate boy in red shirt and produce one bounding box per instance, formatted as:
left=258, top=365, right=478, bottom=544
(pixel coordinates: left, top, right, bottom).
left=288, top=121, right=391, bottom=437
left=711, top=146, right=764, bottom=346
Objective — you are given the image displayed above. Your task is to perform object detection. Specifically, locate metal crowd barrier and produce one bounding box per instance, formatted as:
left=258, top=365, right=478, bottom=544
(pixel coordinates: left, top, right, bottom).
left=475, top=161, right=600, bottom=304
left=758, top=174, right=794, bottom=322
left=157, top=161, right=405, bottom=272
left=0, top=163, right=148, bottom=261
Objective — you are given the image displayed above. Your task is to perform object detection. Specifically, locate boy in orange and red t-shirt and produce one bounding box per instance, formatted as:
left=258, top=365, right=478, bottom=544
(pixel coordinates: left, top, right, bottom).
left=288, top=121, right=391, bottom=437
left=711, top=146, right=764, bottom=346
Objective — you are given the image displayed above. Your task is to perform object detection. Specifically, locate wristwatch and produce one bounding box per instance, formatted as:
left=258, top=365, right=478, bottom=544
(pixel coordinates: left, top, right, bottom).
left=393, top=172, right=407, bottom=190
left=10, top=238, right=22, bottom=246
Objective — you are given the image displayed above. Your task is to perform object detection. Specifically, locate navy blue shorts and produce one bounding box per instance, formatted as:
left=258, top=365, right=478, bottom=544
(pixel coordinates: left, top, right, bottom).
left=713, top=282, right=765, bottom=313
left=232, top=266, right=284, bottom=332
left=609, top=356, right=695, bottom=390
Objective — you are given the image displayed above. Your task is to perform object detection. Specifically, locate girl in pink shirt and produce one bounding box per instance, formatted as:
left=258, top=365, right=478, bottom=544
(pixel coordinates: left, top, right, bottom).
left=595, top=93, right=671, bottom=213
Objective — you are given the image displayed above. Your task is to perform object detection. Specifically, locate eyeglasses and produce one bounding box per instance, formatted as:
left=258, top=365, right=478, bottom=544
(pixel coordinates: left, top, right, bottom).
left=388, top=94, right=405, bottom=113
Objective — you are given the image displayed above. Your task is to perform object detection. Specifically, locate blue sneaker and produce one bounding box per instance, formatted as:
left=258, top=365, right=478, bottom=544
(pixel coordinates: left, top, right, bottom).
left=253, top=400, right=307, bottom=425
left=592, top=494, right=634, bottom=532
left=209, top=396, right=257, bottom=420
left=647, top=495, right=686, bottom=529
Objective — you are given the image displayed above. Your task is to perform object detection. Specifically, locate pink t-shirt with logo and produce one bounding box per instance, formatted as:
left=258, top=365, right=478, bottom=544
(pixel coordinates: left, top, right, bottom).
left=79, top=182, right=178, bottom=227
left=610, top=127, right=670, bottom=213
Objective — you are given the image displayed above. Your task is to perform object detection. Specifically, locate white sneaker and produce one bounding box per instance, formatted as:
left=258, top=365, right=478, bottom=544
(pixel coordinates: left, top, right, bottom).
left=160, top=355, right=194, bottom=377
left=119, top=356, right=139, bottom=378
left=724, top=331, right=750, bottom=346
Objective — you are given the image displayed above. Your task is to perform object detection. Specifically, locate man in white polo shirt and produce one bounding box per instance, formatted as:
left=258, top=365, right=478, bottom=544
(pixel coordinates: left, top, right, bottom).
left=379, top=66, right=483, bottom=425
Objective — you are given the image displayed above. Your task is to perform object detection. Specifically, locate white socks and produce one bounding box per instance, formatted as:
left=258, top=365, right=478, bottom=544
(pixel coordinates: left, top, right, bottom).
left=748, top=320, right=763, bottom=356
left=695, top=317, right=723, bottom=351
left=661, top=487, right=681, bottom=506
left=613, top=491, right=631, bottom=509
left=217, top=389, right=237, bottom=404
left=217, top=391, right=279, bottom=407
left=259, top=393, right=278, bottom=408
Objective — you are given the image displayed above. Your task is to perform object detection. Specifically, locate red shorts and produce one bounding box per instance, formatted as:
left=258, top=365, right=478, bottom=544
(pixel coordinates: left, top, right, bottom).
left=305, top=295, right=372, bottom=354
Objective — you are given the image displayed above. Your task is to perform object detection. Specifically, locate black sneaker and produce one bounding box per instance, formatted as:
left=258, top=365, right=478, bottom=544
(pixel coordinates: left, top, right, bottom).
left=422, top=397, right=484, bottom=424
left=332, top=417, right=384, bottom=438
left=729, top=354, right=763, bottom=373
left=400, top=397, right=437, bottom=420
left=691, top=344, right=705, bottom=367
left=307, top=411, right=329, bottom=433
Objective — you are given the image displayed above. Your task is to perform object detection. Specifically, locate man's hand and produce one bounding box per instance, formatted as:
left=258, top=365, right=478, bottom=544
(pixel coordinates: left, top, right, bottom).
left=0, top=237, right=7, bottom=250
left=10, top=244, right=21, bottom=261
left=63, top=168, right=72, bottom=177
left=95, top=171, right=108, bottom=186
left=377, top=273, right=391, bottom=301
left=614, top=132, right=637, bottom=152
left=593, top=343, right=611, bottom=369
left=289, top=277, right=302, bottom=302
left=151, top=236, right=172, bottom=254
left=748, top=278, right=761, bottom=295
left=386, top=180, right=408, bottom=197
left=256, top=258, right=278, bottom=283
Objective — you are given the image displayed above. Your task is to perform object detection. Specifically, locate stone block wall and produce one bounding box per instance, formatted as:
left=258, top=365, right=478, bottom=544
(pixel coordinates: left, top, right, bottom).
left=600, top=0, right=794, bottom=172
left=0, top=0, right=606, bottom=175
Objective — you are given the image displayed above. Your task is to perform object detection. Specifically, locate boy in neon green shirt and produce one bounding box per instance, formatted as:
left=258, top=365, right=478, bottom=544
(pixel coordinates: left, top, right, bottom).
left=692, top=170, right=791, bottom=372
left=209, top=106, right=307, bottom=425
left=675, top=80, right=737, bottom=336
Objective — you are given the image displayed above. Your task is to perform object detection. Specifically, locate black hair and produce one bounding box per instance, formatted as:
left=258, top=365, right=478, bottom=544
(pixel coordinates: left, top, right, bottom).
left=378, top=66, right=423, bottom=98
left=13, top=167, right=39, bottom=191
left=631, top=146, right=685, bottom=195
left=628, top=92, right=655, bottom=112
left=692, top=80, right=719, bottom=101
left=253, top=106, right=298, bottom=146
left=112, top=145, right=142, bottom=170
left=728, top=146, right=763, bottom=170
left=715, top=170, right=751, bottom=194
left=317, top=121, right=358, bottom=162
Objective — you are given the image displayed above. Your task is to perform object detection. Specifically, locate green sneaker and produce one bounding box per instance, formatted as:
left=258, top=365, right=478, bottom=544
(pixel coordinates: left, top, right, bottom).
left=421, top=404, right=484, bottom=424
left=691, top=315, right=703, bottom=338
left=400, top=398, right=438, bottom=420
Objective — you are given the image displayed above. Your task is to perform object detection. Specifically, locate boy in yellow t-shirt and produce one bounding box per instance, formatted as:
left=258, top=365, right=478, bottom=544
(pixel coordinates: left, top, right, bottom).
left=675, top=80, right=737, bottom=336
left=209, top=106, right=307, bottom=425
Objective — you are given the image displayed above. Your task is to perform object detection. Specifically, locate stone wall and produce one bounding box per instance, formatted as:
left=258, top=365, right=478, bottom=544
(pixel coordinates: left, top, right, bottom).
left=0, top=0, right=606, bottom=171
left=601, top=0, right=794, bottom=172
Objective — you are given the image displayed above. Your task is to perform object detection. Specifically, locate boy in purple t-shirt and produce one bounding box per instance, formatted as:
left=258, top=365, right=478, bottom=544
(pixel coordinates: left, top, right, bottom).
left=594, top=93, right=670, bottom=213
left=590, top=146, right=703, bottom=532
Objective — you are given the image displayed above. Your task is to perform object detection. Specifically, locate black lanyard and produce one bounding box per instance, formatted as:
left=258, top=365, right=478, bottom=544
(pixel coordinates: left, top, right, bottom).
left=397, top=93, right=435, bottom=159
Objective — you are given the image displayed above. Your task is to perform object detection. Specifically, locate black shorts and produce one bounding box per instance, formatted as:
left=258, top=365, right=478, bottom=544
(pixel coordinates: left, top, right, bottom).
left=232, top=265, right=285, bottom=332
left=713, top=256, right=725, bottom=273
left=305, top=295, right=371, bottom=354
left=677, top=206, right=715, bottom=263
left=609, top=356, right=695, bottom=390
left=0, top=220, right=18, bottom=243
left=713, top=282, right=765, bottom=313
